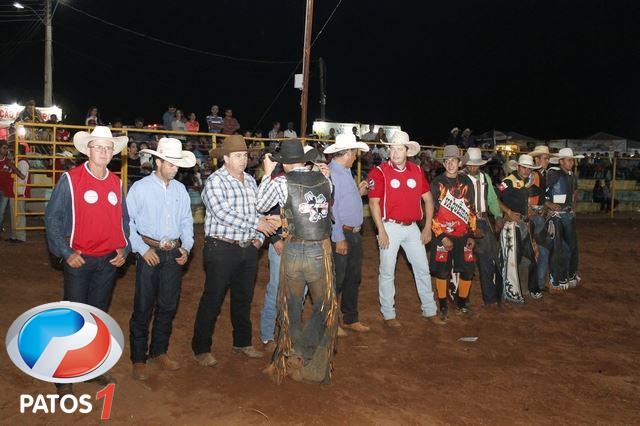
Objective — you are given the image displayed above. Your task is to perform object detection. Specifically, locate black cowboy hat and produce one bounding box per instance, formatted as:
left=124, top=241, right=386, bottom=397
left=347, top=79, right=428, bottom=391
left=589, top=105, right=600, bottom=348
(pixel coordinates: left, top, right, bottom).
left=271, top=140, right=317, bottom=164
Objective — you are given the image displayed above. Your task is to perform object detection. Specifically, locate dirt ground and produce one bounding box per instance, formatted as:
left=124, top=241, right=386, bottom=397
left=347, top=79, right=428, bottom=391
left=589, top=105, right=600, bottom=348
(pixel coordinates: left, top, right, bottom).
left=1, top=217, right=639, bottom=425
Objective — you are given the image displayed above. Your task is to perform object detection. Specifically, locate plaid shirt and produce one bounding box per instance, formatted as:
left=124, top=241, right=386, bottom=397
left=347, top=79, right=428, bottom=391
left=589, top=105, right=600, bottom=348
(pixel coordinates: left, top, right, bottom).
left=202, top=166, right=264, bottom=243
left=257, top=168, right=333, bottom=213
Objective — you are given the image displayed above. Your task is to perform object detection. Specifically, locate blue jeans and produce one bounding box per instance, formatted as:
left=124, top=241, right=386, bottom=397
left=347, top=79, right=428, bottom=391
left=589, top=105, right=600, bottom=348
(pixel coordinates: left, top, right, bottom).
left=378, top=222, right=437, bottom=319
left=260, top=243, right=281, bottom=343
left=0, top=190, right=9, bottom=231
left=129, top=249, right=183, bottom=363
left=530, top=215, right=550, bottom=288
left=63, top=251, right=119, bottom=311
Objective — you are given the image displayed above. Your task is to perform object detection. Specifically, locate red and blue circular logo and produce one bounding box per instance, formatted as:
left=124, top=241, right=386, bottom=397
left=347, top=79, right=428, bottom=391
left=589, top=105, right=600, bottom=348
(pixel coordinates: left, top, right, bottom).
left=5, top=302, right=124, bottom=383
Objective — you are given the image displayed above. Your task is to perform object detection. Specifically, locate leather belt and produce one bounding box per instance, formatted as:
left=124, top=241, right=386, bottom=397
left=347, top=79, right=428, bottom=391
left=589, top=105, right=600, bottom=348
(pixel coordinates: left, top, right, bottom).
left=384, top=219, right=415, bottom=226
left=206, top=236, right=255, bottom=248
left=141, top=235, right=181, bottom=251
left=476, top=212, right=489, bottom=220
left=342, top=224, right=362, bottom=233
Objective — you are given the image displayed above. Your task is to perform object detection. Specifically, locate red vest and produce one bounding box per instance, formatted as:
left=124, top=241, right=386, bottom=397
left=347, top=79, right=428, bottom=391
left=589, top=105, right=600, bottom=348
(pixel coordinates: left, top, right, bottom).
left=368, top=161, right=428, bottom=222
left=0, top=156, right=14, bottom=198
left=66, top=163, right=127, bottom=256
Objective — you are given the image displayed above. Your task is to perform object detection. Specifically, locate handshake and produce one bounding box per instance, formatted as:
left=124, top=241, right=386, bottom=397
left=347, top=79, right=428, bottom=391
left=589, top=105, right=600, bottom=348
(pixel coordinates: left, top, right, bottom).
left=257, top=215, right=282, bottom=236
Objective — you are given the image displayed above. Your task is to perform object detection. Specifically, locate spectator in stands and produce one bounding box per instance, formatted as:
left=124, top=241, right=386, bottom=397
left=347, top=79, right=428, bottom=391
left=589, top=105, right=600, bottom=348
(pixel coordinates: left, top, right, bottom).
left=138, top=141, right=153, bottom=175
left=377, top=127, right=388, bottom=143
left=222, top=108, right=240, bottom=135
left=593, top=180, right=604, bottom=205
left=111, top=118, right=125, bottom=137
left=206, top=105, right=223, bottom=133
left=352, top=126, right=361, bottom=141
left=163, top=105, right=176, bottom=130
left=362, top=124, right=377, bottom=141
left=127, top=141, right=143, bottom=187
left=329, top=128, right=336, bottom=140
left=85, top=106, right=102, bottom=126
left=172, top=110, right=187, bottom=142
left=129, top=117, right=151, bottom=145
left=461, top=128, right=476, bottom=148
left=15, top=100, right=44, bottom=123
left=186, top=113, right=200, bottom=133
left=8, top=143, right=30, bottom=243
left=448, top=127, right=461, bottom=146
left=283, top=122, right=297, bottom=138
left=0, top=140, right=24, bottom=237
left=268, top=122, right=280, bottom=140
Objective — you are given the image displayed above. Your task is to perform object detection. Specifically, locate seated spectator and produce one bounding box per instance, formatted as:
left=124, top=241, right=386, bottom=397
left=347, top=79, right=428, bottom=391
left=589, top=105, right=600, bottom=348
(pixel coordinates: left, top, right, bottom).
left=162, top=104, right=176, bottom=130
left=283, top=122, right=297, bottom=138
left=377, top=127, right=388, bottom=143
left=172, top=109, right=187, bottom=140
left=352, top=126, right=361, bottom=141
left=85, top=106, right=102, bottom=126
left=129, top=117, right=152, bottom=145
left=362, top=124, right=376, bottom=141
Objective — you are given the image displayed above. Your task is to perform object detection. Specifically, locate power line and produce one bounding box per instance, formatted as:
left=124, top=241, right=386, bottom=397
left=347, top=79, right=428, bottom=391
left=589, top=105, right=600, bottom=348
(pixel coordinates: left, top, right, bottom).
left=59, top=2, right=300, bottom=65
left=252, top=0, right=343, bottom=131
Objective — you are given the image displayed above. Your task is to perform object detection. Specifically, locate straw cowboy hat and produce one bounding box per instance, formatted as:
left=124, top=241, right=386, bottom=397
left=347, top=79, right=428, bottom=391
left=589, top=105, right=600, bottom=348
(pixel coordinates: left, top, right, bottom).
left=529, top=145, right=551, bottom=157
left=442, top=145, right=463, bottom=160
left=508, top=154, right=542, bottom=171
left=271, top=140, right=317, bottom=164
left=383, top=130, right=420, bottom=157
left=462, top=147, right=488, bottom=166
left=73, top=126, right=128, bottom=155
left=209, top=134, right=258, bottom=158
left=140, top=137, right=196, bottom=168
left=553, top=147, right=585, bottom=159
left=323, top=133, right=369, bottom=154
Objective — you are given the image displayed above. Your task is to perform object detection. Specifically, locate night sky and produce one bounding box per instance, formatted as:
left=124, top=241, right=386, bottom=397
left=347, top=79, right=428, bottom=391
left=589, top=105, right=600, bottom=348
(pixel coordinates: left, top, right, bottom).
left=1, top=0, right=638, bottom=143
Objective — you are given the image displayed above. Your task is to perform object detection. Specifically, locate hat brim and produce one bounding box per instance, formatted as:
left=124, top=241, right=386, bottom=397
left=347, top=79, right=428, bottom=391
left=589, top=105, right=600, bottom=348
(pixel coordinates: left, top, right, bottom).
left=209, top=146, right=260, bottom=159
left=140, top=148, right=196, bottom=168
left=529, top=150, right=551, bottom=157
left=323, top=141, right=370, bottom=154
left=73, top=131, right=128, bottom=155
left=465, top=159, right=488, bottom=166
left=271, top=150, right=318, bottom=164
left=508, top=159, right=542, bottom=171
left=553, top=154, right=585, bottom=159
left=382, top=141, right=420, bottom=157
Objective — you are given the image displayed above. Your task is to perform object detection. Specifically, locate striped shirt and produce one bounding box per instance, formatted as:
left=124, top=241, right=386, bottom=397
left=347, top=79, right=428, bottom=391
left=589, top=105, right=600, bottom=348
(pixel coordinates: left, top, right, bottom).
left=202, top=166, right=264, bottom=243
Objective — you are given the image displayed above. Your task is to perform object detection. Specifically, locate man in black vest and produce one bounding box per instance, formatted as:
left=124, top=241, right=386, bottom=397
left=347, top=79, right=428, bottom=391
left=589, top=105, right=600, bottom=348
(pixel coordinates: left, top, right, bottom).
left=256, top=140, right=337, bottom=384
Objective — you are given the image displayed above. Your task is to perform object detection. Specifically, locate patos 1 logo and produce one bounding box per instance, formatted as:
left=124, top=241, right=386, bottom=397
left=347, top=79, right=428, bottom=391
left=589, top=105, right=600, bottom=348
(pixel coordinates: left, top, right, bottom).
left=5, top=302, right=124, bottom=419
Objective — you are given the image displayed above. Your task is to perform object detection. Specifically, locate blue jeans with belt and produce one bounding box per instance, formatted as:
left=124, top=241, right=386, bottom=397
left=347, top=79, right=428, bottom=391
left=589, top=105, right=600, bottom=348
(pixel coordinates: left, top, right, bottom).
left=259, top=243, right=281, bottom=343
left=63, top=251, right=119, bottom=311
left=530, top=214, right=550, bottom=288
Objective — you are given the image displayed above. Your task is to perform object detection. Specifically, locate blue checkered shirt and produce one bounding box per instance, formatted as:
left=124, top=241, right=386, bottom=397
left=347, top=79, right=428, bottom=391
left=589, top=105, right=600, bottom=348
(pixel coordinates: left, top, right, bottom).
left=202, top=166, right=264, bottom=243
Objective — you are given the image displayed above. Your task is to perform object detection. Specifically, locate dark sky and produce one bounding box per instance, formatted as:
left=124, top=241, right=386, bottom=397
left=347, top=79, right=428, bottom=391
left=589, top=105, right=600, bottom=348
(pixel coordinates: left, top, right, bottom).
left=1, top=0, right=639, bottom=143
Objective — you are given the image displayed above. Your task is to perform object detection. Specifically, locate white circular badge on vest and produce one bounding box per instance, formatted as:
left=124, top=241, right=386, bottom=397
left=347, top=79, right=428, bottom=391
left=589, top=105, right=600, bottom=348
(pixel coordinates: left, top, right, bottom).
left=407, top=178, right=417, bottom=189
left=83, top=190, right=98, bottom=204
left=108, top=191, right=118, bottom=206
left=390, top=179, right=400, bottom=189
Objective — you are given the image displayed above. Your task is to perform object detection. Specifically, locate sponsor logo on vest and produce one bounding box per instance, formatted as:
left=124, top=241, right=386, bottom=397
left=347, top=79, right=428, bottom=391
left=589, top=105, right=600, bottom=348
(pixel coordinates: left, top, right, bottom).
left=407, top=178, right=416, bottom=189
left=440, top=190, right=470, bottom=223
left=83, top=190, right=98, bottom=204
left=107, top=191, right=118, bottom=206
left=298, top=191, right=329, bottom=223
left=390, top=178, right=400, bottom=189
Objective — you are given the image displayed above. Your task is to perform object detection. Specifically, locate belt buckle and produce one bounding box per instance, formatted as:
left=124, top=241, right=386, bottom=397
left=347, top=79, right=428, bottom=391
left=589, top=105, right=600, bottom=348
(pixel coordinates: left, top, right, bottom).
left=352, top=226, right=361, bottom=233
left=238, top=240, right=251, bottom=248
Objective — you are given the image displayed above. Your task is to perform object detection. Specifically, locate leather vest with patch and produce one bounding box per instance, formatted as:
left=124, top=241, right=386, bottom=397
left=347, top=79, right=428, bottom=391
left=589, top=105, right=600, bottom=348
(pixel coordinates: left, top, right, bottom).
left=284, top=171, right=332, bottom=241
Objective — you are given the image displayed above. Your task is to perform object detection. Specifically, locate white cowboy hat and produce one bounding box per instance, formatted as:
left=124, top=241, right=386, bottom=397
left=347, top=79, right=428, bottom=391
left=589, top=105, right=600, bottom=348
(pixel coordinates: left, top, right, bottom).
left=140, top=137, right=196, bottom=168
left=462, top=147, right=487, bottom=166
left=451, top=127, right=460, bottom=134
left=383, top=130, right=420, bottom=157
left=323, top=133, right=370, bottom=154
left=508, top=154, right=542, bottom=171
left=73, top=126, right=128, bottom=155
left=529, top=145, right=550, bottom=157
left=553, top=147, right=584, bottom=160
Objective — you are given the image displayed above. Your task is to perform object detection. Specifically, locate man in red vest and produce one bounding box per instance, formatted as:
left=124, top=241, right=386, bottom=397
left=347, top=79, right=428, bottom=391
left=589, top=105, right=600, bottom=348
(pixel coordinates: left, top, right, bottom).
left=45, top=126, right=130, bottom=396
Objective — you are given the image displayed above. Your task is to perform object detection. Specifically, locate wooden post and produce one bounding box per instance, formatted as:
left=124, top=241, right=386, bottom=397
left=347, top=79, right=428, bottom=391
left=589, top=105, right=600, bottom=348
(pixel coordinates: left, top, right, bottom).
left=610, top=156, right=617, bottom=219
left=299, top=0, right=314, bottom=138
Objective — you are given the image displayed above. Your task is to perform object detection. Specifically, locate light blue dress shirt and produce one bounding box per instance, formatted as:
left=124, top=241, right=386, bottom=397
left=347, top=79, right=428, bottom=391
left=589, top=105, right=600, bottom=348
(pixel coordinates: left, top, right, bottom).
left=126, top=172, right=194, bottom=255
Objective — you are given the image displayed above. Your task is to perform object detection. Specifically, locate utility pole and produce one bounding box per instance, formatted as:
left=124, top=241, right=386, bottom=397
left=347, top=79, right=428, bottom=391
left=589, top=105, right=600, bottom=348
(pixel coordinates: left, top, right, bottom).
left=318, top=57, right=326, bottom=120
left=299, top=0, right=314, bottom=138
left=44, top=0, right=53, bottom=106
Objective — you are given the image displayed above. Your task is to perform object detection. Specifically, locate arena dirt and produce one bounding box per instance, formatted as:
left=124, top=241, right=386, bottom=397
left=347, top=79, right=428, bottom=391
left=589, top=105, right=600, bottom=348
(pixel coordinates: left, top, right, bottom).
left=1, top=217, right=638, bottom=424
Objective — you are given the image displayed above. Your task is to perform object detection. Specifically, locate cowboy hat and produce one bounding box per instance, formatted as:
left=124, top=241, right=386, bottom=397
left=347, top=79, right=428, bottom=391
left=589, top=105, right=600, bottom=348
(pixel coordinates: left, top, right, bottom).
left=508, top=154, right=542, bottom=171
left=271, top=140, right=317, bottom=164
left=140, top=137, right=196, bottom=168
left=529, top=145, right=551, bottom=157
left=209, top=134, right=258, bottom=158
left=383, top=131, right=420, bottom=157
left=442, top=145, right=463, bottom=160
left=323, top=133, right=370, bottom=154
left=553, top=147, right=585, bottom=159
left=73, top=126, right=128, bottom=155
left=462, top=147, right=487, bottom=166
left=450, top=127, right=460, bottom=134
left=303, top=145, right=327, bottom=163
